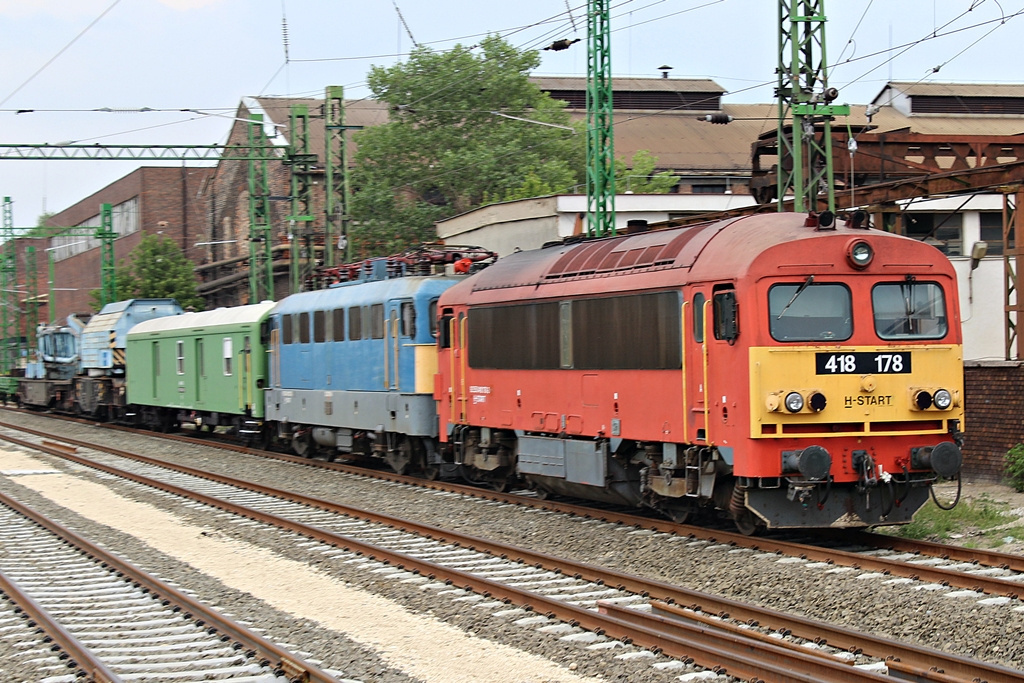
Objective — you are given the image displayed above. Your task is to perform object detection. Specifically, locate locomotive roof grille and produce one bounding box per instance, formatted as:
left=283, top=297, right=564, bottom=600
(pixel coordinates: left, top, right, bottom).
left=543, top=225, right=709, bottom=280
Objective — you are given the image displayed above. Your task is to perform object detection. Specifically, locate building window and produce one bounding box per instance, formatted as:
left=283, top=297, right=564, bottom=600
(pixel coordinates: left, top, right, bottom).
left=902, top=212, right=962, bottom=256
left=48, top=197, right=139, bottom=262
left=691, top=184, right=727, bottom=194
left=980, top=212, right=1013, bottom=256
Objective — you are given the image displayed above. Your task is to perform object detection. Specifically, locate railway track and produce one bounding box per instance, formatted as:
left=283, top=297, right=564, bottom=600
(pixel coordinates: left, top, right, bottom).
left=2, top=420, right=1022, bottom=682
left=0, top=488, right=337, bottom=682
left=50, top=412, right=1024, bottom=599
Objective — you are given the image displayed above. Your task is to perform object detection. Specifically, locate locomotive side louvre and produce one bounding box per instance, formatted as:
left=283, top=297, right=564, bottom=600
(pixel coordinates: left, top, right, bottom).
left=125, top=302, right=274, bottom=433
left=264, top=274, right=461, bottom=472
left=435, top=212, right=965, bottom=530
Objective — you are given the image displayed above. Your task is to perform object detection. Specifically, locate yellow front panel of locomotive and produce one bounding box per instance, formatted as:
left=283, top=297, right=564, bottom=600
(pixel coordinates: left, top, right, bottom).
left=748, top=345, right=964, bottom=439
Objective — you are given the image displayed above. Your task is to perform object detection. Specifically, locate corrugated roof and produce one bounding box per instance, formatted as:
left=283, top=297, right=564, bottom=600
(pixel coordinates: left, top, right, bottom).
left=239, top=97, right=390, bottom=162
left=238, top=81, right=1024, bottom=175
left=531, top=76, right=725, bottom=94
left=882, top=81, right=1024, bottom=99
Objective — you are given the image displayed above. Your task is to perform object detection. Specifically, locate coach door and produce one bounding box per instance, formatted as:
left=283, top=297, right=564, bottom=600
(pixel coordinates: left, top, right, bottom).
left=439, top=307, right=467, bottom=425
left=685, top=290, right=710, bottom=443
left=385, top=299, right=410, bottom=391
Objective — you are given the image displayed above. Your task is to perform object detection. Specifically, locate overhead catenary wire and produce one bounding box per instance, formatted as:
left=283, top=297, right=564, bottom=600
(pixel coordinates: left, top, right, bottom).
left=0, top=0, right=124, bottom=108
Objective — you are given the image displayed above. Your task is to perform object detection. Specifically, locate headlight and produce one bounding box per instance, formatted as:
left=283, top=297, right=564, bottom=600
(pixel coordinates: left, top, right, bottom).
left=809, top=392, right=827, bottom=412
left=933, top=389, right=952, bottom=410
left=848, top=240, right=873, bottom=269
left=915, top=390, right=933, bottom=410
left=785, top=392, right=804, bottom=413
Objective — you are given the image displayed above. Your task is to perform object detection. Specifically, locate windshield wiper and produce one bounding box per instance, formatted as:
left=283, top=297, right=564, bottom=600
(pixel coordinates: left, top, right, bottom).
left=776, top=275, right=814, bottom=320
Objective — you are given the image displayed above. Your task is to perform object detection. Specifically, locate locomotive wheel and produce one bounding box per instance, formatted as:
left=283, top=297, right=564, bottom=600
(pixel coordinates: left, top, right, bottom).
left=732, top=509, right=761, bottom=536
left=292, top=431, right=314, bottom=458
left=665, top=507, right=691, bottom=524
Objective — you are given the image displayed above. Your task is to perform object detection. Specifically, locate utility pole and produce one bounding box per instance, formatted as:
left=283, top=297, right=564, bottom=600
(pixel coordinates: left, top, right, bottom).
left=776, top=0, right=848, bottom=213
left=286, top=104, right=317, bottom=293
left=0, top=197, right=17, bottom=385
left=324, top=86, right=357, bottom=266
left=98, top=203, right=117, bottom=307
left=586, top=0, right=616, bottom=237
left=247, top=116, right=275, bottom=302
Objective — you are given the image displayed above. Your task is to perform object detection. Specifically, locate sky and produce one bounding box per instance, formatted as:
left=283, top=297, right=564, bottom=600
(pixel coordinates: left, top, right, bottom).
left=0, top=0, right=1022, bottom=229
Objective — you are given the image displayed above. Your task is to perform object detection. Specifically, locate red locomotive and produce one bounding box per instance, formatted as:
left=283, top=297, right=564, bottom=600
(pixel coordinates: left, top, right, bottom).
left=435, top=211, right=964, bottom=533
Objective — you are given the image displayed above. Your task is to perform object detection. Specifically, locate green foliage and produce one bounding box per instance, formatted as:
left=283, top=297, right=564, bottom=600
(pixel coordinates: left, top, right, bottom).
left=350, top=35, right=584, bottom=257
left=615, top=150, right=678, bottom=194
left=89, top=234, right=204, bottom=312
left=1005, top=443, right=1024, bottom=492
left=883, top=494, right=1013, bottom=542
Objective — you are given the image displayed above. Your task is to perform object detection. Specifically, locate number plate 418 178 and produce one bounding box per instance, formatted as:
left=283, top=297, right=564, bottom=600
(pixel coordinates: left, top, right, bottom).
left=815, top=352, right=911, bottom=374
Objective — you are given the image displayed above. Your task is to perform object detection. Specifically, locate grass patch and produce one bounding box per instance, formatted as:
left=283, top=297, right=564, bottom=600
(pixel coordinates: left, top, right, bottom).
left=882, top=494, right=1018, bottom=543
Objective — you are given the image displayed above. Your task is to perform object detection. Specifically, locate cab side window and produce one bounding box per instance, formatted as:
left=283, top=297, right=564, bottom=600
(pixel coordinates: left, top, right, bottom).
left=713, top=289, right=738, bottom=342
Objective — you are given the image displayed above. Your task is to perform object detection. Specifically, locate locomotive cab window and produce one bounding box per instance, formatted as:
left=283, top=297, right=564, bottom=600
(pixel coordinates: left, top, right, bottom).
left=438, top=308, right=454, bottom=348
left=872, top=281, right=947, bottom=340
left=712, top=288, right=739, bottom=342
left=299, top=312, right=311, bottom=344
left=428, top=300, right=439, bottom=339
left=400, top=301, right=415, bottom=338
left=769, top=282, right=852, bottom=342
left=693, top=292, right=706, bottom=342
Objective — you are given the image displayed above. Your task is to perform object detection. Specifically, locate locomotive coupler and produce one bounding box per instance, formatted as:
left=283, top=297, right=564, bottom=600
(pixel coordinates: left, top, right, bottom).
left=852, top=450, right=877, bottom=491
left=785, top=482, right=815, bottom=507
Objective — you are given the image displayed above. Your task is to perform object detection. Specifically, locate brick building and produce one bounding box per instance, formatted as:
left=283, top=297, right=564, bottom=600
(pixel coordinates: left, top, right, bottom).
left=41, top=166, right=214, bottom=322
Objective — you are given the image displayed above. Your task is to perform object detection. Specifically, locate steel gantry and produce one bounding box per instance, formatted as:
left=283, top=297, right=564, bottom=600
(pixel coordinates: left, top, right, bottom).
left=0, top=197, right=17, bottom=392
left=286, top=104, right=318, bottom=293
left=324, top=85, right=357, bottom=267
left=775, top=0, right=848, bottom=212
left=585, top=0, right=616, bottom=237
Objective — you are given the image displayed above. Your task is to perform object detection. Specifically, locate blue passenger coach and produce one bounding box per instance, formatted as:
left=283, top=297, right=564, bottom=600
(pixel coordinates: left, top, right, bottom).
left=265, top=270, right=462, bottom=475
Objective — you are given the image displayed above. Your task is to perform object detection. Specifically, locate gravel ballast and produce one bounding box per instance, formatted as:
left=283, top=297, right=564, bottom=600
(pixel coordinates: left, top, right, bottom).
left=1, top=410, right=1023, bottom=681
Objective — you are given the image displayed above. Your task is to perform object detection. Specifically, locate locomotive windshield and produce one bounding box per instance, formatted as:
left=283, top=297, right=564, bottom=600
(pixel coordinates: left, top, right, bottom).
left=768, top=282, right=852, bottom=342
left=872, top=281, right=948, bottom=340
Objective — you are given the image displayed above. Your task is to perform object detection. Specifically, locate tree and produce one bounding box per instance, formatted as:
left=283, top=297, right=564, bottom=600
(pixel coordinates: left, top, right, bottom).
left=615, top=150, right=678, bottom=194
left=350, top=35, right=584, bottom=256
left=89, top=233, right=204, bottom=311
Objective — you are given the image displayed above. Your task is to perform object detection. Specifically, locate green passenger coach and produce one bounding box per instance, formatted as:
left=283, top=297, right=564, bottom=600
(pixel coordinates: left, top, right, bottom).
left=125, top=302, right=275, bottom=434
